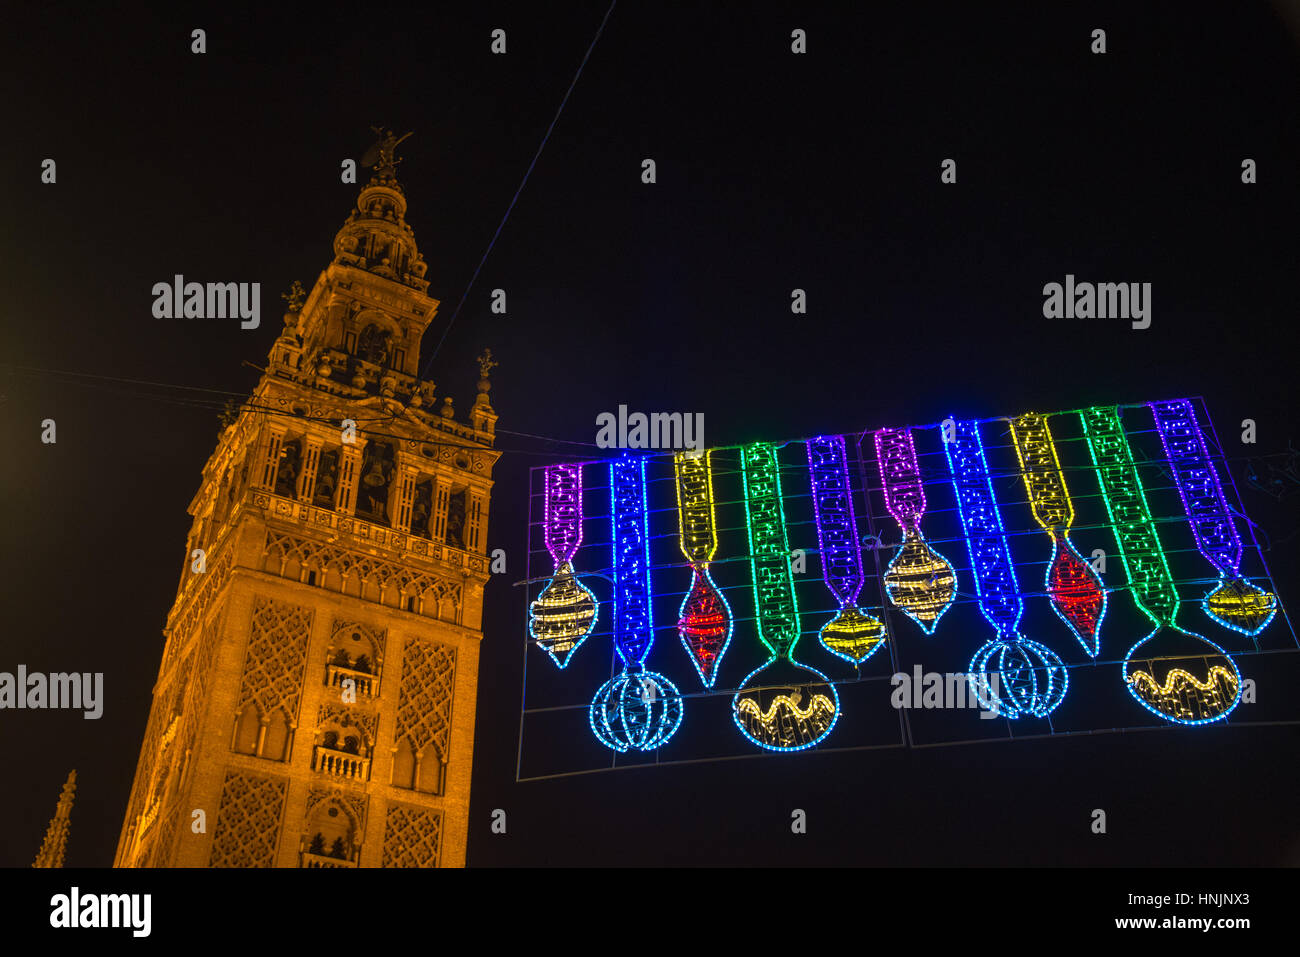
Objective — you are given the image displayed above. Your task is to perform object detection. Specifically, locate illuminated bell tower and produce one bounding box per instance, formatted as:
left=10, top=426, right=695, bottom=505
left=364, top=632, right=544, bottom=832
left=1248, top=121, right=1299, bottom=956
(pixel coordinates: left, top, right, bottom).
left=115, top=132, right=498, bottom=868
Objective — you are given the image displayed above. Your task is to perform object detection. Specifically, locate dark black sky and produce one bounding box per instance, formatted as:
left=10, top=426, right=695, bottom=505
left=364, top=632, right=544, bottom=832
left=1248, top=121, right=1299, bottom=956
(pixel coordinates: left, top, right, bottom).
left=1, top=1, right=1298, bottom=868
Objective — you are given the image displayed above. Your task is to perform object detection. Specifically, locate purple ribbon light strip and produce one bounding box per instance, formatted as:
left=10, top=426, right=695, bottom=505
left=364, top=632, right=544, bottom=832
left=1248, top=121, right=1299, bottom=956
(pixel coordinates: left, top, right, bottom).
left=806, top=435, right=864, bottom=607
left=1148, top=399, right=1242, bottom=577
left=874, top=427, right=927, bottom=531
left=543, top=464, right=583, bottom=567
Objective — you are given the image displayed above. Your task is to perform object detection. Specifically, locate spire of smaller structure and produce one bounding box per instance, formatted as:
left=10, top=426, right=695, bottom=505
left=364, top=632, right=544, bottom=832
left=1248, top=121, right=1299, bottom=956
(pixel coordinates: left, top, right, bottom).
left=32, top=770, right=76, bottom=868
left=471, top=349, right=499, bottom=435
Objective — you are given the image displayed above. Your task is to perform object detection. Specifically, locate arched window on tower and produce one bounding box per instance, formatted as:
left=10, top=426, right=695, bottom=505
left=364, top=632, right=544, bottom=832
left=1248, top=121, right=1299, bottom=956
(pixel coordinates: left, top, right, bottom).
left=391, top=736, right=443, bottom=795
left=232, top=705, right=260, bottom=755
left=416, top=744, right=443, bottom=794
left=356, top=323, right=392, bottom=366
left=356, top=442, right=393, bottom=526
left=231, top=704, right=293, bottom=761
left=314, top=448, right=340, bottom=508
left=301, top=799, right=358, bottom=868
left=411, top=479, right=433, bottom=540
left=274, top=438, right=303, bottom=498
left=324, top=628, right=381, bottom=699
left=262, top=708, right=291, bottom=761
left=391, top=737, right=416, bottom=790
left=213, top=472, right=232, bottom=529
left=445, top=489, right=467, bottom=549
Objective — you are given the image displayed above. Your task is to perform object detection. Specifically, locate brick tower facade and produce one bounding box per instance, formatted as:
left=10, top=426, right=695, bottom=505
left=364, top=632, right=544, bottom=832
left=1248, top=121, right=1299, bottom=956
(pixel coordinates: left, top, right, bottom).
left=114, top=135, right=498, bottom=868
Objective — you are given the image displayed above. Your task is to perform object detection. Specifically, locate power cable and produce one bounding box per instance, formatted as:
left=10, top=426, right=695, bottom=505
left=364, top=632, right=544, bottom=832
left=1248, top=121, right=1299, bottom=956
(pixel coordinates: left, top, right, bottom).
left=419, top=0, right=618, bottom=375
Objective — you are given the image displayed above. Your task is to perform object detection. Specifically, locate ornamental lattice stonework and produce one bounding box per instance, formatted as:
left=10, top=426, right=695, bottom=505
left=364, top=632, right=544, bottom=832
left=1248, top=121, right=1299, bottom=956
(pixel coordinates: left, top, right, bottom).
left=395, top=637, right=456, bottom=761
left=381, top=801, right=442, bottom=868
left=209, top=771, right=289, bottom=868
left=237, top=596, right=313, bottom=720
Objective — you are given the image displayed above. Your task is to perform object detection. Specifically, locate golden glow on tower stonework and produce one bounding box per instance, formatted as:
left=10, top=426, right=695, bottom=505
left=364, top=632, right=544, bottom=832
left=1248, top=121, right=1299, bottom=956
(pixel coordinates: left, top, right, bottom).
left=114, top=135, right=498, bottom=868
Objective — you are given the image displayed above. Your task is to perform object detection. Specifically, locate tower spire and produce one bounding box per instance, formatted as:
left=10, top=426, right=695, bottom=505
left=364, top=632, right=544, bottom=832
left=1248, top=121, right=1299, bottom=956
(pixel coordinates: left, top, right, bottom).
left=332, top=128, right=429, bottom=293
left=32, top=770, right=76, bottom=868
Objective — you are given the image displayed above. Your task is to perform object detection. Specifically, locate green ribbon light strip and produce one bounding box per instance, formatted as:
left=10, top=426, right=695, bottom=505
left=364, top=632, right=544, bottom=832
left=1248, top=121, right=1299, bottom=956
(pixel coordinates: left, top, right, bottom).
left=741, top=442, right=800, bottom=659
left=1079, top=405, right=1179, bottom=623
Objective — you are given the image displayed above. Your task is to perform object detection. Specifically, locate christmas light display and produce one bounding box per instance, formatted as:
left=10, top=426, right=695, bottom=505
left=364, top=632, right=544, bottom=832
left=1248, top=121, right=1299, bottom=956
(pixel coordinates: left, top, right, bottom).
left=674, top=450, right=733, bottom=686
left=1009, top=412, right=1107, bottom=656
left=873, top=427, right=957, bottom=634
left=734, top=442, right=839, bottom=751
left=527, top=397, right=1284, bottom=767
left=1081, top=405, right=1242, bottom=724
left=945, top=418, right=1068, bottom=718
left=589, top=454, right=684, bottom=751
left=528, top=463, right=597, bottom=668
left=806, top=435, right=887, bottom=663
left=1149, top=398, right=1278, bottom=636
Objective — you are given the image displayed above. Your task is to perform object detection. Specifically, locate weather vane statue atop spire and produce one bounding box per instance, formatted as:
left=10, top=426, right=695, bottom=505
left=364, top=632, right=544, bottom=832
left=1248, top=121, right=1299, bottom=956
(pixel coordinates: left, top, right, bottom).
left=362, top=126, right=414, bottom=176
left=475, top=349, right=498, bottom=411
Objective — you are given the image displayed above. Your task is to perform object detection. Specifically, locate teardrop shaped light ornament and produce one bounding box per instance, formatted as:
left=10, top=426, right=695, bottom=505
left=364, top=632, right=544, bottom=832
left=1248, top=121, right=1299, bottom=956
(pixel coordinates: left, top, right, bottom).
left=1081, top=405, right=1243, bottom=724
left=673, top=450, right=733, bottom=686
left=1009, top=412, right=1107, bottom=656
left=945, top=417, right=1068, bottom=719
left=733, top=442, right=839, bottom=751
left=806, top=435, right=886, bottom=663
left=529, top=464, right=598, bottom=667
left=874, top=427, right=958, bottom=634
left=589, top=454, right=684, bottom=752
left=1149, top=399, right=1278, bottom=636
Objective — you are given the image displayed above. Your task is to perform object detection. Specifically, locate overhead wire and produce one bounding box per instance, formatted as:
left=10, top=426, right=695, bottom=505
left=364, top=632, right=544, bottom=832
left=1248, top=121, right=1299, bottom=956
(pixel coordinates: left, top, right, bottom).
left=418, top=0, right=619, bottom=376
left=1, top=360, right=600, bottom=457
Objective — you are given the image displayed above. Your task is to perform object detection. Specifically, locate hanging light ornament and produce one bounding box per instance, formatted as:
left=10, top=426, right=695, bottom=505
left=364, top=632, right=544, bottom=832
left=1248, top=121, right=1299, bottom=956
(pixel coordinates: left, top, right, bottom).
left=733, top=442, right=839, bottom=751
left=1081, top=405, right=1242, bottom=724
left=589, top=454, right=684, bottom=752
left=528, top=464, right=597, bottom=668
left=946, top=417, right=1068, bottom=719
left=805, top=435, right=887, bottom=663
left=1149, top=398, right=1278, bottom=636
left=1009, top=412, right=1107, bottom=656
left=673, top=450, right=733, bottom=687
left=874, top=427, right=957, bottom=633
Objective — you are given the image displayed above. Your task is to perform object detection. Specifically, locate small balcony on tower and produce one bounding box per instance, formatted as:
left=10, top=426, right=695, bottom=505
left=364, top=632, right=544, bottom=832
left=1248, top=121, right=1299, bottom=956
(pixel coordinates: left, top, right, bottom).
left=312, top=729, right=371, bottom=781
left=325, top=662, right=377, bottom=699
left=301, top=850, right=358, bottom=868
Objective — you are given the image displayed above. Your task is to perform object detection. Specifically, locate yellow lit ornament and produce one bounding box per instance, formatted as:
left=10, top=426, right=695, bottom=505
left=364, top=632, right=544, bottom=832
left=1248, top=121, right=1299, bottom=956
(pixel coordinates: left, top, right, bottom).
left=529, top=464, right=598, bottom=668
left=805, top=435, right=888, bottom=664
left=1149, top=399, right=1278, bottom=637
left=874, top=427, right=956, bottom=634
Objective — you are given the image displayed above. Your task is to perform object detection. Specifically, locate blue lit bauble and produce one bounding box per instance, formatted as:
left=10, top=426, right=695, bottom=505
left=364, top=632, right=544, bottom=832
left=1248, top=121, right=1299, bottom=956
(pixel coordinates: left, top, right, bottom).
left=589, top=669, right=684, bottom=753
left=968, top=635, right=1067, bottom=719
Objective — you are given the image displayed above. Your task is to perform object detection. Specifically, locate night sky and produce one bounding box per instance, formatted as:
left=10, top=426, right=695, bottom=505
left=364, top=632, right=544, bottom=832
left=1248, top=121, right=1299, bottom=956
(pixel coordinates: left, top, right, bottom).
left=2, top=1, right=1298, bottom=868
